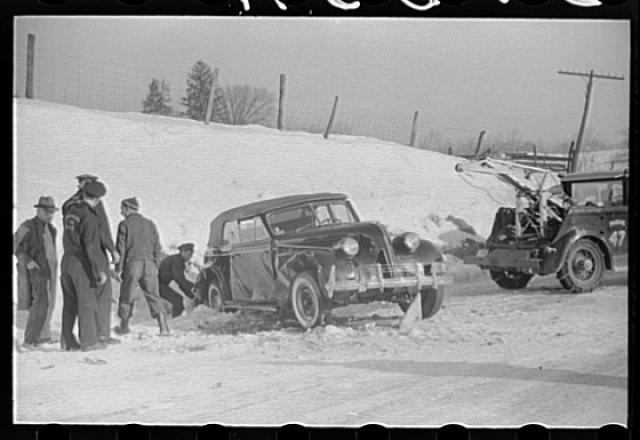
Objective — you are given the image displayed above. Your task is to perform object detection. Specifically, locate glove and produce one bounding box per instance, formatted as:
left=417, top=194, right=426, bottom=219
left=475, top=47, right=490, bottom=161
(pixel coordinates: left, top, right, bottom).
left=26, top=261, right=40, bottom=270
left=97, top=272, right=108, bottom=285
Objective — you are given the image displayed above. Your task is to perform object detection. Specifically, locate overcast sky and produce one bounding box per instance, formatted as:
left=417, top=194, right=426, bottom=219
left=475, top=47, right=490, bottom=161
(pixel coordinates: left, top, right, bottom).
left=14, top=17, right=630, bottom=148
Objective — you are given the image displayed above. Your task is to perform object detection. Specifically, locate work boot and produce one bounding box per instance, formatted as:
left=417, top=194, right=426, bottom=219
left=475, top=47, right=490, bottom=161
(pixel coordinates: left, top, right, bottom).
left=60, top=338, right=82, bottom=352
left=115, top=318, right=130, bottom=335
left=157, top=313, right=170, bottom=336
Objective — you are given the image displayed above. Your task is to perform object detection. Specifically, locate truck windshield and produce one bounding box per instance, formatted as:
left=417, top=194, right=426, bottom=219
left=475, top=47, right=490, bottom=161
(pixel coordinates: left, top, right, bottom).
left=267, top=201, right=357, bottom=235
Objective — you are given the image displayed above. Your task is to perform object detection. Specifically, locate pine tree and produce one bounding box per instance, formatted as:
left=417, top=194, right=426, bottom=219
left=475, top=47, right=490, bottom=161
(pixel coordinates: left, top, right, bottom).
left=182, top=60, right=215, bottom=121
left=142, top=79, right=173, bottom=115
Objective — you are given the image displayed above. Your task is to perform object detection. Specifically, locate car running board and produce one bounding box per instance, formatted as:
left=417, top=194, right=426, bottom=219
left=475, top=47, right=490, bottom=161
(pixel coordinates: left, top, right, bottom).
left=222, top=303, right=279, bottom=313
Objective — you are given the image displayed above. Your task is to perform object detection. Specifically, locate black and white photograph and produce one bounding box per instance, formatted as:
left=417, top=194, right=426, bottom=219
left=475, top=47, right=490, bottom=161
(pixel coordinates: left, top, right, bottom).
left=12, top=16, right=629, bottom=427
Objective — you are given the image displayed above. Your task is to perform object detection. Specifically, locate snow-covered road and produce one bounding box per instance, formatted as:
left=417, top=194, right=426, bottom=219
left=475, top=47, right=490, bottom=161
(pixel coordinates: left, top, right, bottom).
left=14, top=273, right=627, bottom=427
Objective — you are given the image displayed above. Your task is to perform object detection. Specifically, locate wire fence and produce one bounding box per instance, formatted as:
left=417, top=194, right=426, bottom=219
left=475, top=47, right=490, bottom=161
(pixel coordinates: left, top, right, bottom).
left=15, top=37, right=625, bottom=167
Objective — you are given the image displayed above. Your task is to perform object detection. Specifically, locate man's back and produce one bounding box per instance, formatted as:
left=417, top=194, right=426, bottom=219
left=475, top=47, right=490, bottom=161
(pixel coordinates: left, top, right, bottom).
left=116, top=213, right=161, bottom=269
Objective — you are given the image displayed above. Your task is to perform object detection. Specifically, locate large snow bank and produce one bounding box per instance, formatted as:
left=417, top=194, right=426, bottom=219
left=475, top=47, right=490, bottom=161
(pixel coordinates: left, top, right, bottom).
left=14, top=98, right=514, bottom=263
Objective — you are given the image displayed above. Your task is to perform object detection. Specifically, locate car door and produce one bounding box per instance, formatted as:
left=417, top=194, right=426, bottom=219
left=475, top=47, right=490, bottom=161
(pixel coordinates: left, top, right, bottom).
left=229, top=216, right=276, bottom=302
left=601, top=178, right=628, bottom=271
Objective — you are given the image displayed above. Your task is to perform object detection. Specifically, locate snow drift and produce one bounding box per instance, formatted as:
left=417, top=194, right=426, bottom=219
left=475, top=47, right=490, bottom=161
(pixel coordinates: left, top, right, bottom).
left=14, top=98, right=514, bottom=263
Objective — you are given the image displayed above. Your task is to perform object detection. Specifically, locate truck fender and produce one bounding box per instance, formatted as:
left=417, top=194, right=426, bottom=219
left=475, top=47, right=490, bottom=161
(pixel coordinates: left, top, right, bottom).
left=543, top=229, right=611, bottom=274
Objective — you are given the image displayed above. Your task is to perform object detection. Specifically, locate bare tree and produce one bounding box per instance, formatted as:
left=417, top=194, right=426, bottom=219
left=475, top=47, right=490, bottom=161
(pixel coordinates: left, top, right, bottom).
left=224, top=85, right=275, bottom=125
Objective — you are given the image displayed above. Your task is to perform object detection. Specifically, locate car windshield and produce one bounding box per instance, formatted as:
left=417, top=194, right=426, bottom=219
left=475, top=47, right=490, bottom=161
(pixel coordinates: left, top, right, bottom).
left=267, top=201, right=357, bottom=235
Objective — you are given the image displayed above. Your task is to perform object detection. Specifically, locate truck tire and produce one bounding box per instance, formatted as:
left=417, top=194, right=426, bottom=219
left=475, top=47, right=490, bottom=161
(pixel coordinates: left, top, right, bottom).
left=490, top=270, right=533, bottom=290
left=290, top=272, right=324, bottom=329
left=397, top=287, right=444, bottom=319
left=557, top=239, right=604, bottom=293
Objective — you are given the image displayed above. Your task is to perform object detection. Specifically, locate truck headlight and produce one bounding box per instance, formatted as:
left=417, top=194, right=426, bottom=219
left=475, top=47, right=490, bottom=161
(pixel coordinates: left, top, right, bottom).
left=403, top=232, right=420, bottom=252
left=333, top=237, right=359, bottom=257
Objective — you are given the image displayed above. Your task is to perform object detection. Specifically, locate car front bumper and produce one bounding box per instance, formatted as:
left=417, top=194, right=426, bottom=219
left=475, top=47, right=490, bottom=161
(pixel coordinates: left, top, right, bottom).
left=325, top=262, right=452, bottom=298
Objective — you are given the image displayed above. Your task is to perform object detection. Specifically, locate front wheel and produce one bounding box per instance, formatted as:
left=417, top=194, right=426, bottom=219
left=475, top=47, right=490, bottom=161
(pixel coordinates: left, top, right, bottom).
left=290, top=272, right=325, bottom=329
left=490, top=270, right=533, bottom=290
left=557, top=239, right=604, bottom=293
left=398, top=287, right=445, bottom=319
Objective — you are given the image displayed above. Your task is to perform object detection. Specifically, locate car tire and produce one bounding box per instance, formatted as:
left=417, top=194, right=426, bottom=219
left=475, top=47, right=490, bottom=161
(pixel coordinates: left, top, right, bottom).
left=290, top=272, right=324, bottom=329
left=489, top=270, right=533, bottom=290
left=557, top=239, right=604, bottom=293
left=397, top=287, right=444, bottom=319
left=206, top=280, right=225, bottom=312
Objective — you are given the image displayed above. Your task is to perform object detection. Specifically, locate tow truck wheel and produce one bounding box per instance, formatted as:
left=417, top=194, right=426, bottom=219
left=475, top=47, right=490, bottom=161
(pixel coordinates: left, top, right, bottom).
left=557, top=239, right=604, bottom=293
left=397, top=287, right=444, bottom=319
left=291, top=272, right=324, bottom=329
left=489, top=270, right=533, bottom=290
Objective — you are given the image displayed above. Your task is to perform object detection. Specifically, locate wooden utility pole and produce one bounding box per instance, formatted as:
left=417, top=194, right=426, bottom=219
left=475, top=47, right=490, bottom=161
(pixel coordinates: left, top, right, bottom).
left=473, top=130, right=486, bottom=159
left=409, top=111, right=419, bottom=147
left=278, top=73, right=286, bottom=130
left=567, top=140, right=576, bottom=172
left=558, top=69, right=624, bottom=172
left=204, top=67, right=220, bottom=124
left=25, top=34, right=36, bottom=99
left=323, top=96, right=339, bottom=139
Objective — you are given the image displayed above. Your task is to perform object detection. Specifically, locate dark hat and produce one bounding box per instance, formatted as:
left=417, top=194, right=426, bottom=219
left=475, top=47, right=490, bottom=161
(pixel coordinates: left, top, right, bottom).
left=121, top=197, right=139, bottom=211
left=76, top=174, right=99, bottom=182
left=34, top=196, right=59, bottom=211
left=178, top=243, right=195, bottom=252
left=83, top=181, right=107, bottom=198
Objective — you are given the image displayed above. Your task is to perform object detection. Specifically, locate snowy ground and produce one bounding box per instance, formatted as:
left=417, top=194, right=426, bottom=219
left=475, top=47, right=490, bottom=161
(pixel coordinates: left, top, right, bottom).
left=13, top=99, right=627, bottom=426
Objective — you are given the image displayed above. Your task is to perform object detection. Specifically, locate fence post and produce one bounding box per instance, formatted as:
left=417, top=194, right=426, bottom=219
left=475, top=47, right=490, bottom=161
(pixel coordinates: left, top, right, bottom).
left=204, top=67, right=219, bottom=124
left=532, top=143, right=538, bottom=167
left=448, top=147, right=453, bottom=156
left=278, top=73, right=286, bottom=130
left=323, top=96, right=339, bottom=139
left=25, top=33, right=36, bottom=99
left=567, top=140, right=576, bottom=172
left=409, top=111, right=419, bottom=147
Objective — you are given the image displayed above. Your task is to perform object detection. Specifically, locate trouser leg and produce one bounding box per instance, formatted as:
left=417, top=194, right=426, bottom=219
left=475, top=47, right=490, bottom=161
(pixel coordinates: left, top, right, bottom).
left=96, top=275, right=112, bottom=338
left=40, top=263, right=57, bottom=340
left=60, top=261, right=80, bottom=349
left=67, top=259, right=99, bottom=349
left=118, top=261, right=142, bottom=321
left=159, top=284, right=180, bottom=318
left=23, top=271, right=49, bottom=345
left=139, top=260, right=171, bottom=319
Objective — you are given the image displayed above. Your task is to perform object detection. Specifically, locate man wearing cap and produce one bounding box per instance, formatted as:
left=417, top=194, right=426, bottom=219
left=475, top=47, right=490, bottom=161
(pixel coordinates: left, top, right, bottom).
left=63, top=174, right=120, bottom=345
left=158, top=243, right=198, bottom=318
left=115, top=197, right=171, bottom=335
left=60, top=181, right=110, bottom=351
left=13, top=196, right=59, bottom=350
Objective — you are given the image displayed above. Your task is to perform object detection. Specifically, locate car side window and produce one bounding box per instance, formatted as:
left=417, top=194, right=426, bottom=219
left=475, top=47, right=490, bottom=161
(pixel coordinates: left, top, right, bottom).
left=238, top=217, right=270, bottom=243
left=223, top=221, right=239, bottom=245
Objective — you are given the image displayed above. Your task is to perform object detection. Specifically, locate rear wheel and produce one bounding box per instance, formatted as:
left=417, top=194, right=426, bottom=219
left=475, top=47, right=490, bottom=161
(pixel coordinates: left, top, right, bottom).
left=557, top=239, right=604, bottom=293
left=397, top=287, right=445, bottom=319
left=206, top=280, right=225, bottom=312
left=490, top=270, right=533, bottom=290
left=290, top=272, right=325, bottom=329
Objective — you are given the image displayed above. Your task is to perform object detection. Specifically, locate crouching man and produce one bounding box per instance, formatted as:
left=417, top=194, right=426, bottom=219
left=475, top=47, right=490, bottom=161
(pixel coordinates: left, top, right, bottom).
left=158, top=243, right=198, bottom=318
left=14, top=196, right=59, bottom=350
left=114, top=197, right=171, bottom=336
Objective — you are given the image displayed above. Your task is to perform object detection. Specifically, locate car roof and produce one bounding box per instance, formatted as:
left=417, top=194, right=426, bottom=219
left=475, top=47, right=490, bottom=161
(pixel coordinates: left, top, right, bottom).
left=560, top=169, right=628, bottom=183
left=207, top=192, right=348, bottom=247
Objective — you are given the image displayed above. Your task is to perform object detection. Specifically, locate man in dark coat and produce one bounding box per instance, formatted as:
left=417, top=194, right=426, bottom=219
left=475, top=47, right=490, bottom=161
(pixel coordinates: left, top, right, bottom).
left=158, top=243, right=197, bottom=318
left=14, top=196, right=59, bottom=350
left=114, top=197, right=171, bottom=335
left=63, top=174, right=120, bottom=345
left=60, top=181, right=110, bottom=352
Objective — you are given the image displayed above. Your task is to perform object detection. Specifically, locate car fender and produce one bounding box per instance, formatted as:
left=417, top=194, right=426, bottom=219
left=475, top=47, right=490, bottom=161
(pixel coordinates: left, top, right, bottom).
left=274, top=250, right=328, bottom=306
left=543, top=228, right=611, bottom=274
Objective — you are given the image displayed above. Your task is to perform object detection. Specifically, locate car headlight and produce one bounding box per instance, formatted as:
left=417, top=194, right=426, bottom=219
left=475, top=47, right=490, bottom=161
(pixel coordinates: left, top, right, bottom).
left=403, top=232, right=420, bottom=252
left=333, top=237, right=359, bottom=257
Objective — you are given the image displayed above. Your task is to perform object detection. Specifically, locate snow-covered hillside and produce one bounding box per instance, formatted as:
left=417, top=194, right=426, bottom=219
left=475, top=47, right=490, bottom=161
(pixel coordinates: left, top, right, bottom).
left=14, top=99, right=514, bottom=260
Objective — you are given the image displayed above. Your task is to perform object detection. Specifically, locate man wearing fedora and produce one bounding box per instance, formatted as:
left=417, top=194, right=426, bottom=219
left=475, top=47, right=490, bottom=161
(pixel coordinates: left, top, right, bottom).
left=13, top=196, right=59, bottom=350
left=115, top=197, right=171, bottom=336
left=63, top=174, right=120, bottom=345
left=158, top=243, right=198, bottom=318
left=60, top=181, right=111, bottom=352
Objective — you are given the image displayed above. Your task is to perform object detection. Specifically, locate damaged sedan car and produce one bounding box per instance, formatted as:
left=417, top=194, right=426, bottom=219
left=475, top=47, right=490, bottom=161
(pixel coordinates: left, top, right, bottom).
left=198, top=193, right=452, bottom=328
